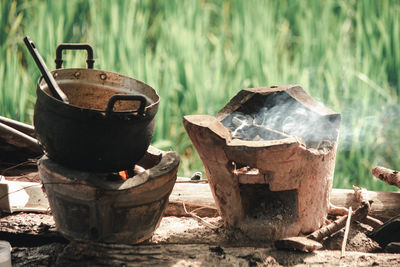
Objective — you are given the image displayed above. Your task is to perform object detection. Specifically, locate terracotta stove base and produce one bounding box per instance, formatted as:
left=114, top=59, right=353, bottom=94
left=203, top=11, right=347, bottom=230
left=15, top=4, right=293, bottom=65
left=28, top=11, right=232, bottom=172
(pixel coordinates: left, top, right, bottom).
left=38, top=146, right=179, bottom=245
left=183, top=85, right=340, bottom=241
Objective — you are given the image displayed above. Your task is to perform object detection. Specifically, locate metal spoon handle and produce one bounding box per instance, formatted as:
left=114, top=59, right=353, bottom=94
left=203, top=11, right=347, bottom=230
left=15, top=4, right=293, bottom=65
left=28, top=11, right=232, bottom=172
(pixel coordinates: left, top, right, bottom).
left=23, top=36, right=69, bottom=104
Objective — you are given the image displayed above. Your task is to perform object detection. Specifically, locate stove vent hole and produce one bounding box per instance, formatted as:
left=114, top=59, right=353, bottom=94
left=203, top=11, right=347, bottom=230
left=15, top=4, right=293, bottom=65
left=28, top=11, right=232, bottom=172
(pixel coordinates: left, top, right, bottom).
left=239, top=184, right=298, bottom=223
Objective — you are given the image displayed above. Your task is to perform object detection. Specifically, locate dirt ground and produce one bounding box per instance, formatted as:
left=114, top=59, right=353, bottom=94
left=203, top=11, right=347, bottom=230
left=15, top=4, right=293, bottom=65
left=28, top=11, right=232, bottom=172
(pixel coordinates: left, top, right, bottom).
left=3, top=213, right=399, bottom=266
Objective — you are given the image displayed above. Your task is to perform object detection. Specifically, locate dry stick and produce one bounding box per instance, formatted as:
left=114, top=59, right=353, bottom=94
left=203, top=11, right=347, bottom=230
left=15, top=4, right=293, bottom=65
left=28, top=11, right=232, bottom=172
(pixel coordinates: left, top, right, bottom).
left=372, top=166, right=400, bottom=189
left=363, top=215, right=384, bottom=228
left=0, top=122, right=41, bottom=151
left=341, top=206, right=352, bottom=257
left=329, top=203, right=349, bottom=216
left=308, top=203, right=369, bottom=242
left=352, top=185, right=383, bottom=228
left=182, top=202, right=219, bottom=230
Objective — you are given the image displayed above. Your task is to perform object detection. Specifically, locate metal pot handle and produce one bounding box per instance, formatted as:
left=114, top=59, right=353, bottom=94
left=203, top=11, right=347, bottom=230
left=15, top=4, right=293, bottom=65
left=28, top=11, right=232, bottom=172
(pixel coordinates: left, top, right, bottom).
left=55, top=43, right=95, bottom=69
left=105, top=94, right=147, bottom=116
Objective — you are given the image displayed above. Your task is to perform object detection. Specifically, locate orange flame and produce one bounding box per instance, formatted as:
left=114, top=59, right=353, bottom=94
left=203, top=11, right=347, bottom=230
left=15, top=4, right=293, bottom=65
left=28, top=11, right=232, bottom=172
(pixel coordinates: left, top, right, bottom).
left=118, top=170, right=129, bottom=180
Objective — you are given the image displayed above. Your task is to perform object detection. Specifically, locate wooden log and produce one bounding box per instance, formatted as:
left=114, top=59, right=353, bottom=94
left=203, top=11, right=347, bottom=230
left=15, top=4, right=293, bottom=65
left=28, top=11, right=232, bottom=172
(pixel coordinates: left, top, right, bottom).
left=0, top=122, right=42, bottom=159
left=330, top=189, right=400, bottom=221
left=54, top=242, right=400, bottom=267
left=0, top=116, right=35, bottom=137
left=372, top=166, right=400, bottom=189
left=0, top=123, right=39, bottom=150
left=169, top=184, right=400, bottom=221
left=308, top=203, right=369, bottom=242
left=275, top=236, right=322, bottom=252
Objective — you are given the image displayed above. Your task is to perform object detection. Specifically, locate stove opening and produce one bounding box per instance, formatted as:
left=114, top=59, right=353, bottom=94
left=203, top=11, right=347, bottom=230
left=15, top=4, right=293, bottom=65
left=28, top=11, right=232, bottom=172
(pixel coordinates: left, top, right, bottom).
left=239, top=184, right=298, bottom=224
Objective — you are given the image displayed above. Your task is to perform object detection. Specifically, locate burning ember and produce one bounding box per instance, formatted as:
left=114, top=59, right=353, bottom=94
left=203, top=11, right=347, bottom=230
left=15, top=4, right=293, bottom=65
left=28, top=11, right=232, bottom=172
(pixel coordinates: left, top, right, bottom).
left=118, top=165, right=146, bottom=180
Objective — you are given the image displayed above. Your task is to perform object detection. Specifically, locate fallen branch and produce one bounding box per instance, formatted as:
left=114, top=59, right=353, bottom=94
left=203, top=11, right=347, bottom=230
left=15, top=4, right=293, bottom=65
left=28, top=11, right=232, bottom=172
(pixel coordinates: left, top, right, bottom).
left=308, top=202, right=369, bottom=242
left=275, top=203, right=370, bottom=252
left=352, top=185, right=383, bottom=228
left=341, top=206, right=352, bottom=257
left=372, top=166, right=400, bottom=189
left=0, top=122, right=41, bottom=153
left=353, top=186, right=370, bottom=206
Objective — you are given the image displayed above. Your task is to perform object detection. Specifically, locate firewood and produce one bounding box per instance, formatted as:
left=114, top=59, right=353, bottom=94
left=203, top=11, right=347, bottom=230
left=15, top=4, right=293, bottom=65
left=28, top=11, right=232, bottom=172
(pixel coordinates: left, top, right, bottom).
left=352, top=185, right=383, bottom=228
left=275, top=236, right=322, bottom=252
left=353, top=186, right=370, bottom=206
left=329, top=203, right=348, bottom=216
left=308, top=203, right=369, bottom=242
left=330, top=189, right=400, bottom=221
left=169, top=183, right=400, bottom=221
left=0, top=122, right=42, bottom=155
left=0, top=116, right=35, bottom=137
left=341, top=206, right=352, bottom=257
left=372, top=166, right=400, bottom=189
left=275, top=203, right=370, bottom=253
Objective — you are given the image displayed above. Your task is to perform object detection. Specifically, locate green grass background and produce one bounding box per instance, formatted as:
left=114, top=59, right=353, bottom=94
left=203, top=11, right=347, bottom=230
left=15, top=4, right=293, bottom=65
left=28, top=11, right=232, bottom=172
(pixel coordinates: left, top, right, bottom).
left=0, top=0, right=399, bottom=191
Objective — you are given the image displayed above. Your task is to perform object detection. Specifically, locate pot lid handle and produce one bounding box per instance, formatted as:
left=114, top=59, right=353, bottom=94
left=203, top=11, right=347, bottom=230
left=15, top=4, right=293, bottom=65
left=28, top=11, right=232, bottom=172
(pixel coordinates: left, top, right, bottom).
left=55, top=43, right=95, bottom=69
left=105, top=94, right=147, bottom=116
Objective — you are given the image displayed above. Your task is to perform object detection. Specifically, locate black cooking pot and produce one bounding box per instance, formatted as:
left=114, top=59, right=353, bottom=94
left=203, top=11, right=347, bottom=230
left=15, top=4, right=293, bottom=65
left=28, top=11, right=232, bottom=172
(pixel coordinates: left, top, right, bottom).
left=34, top=44, right=159, bottom=172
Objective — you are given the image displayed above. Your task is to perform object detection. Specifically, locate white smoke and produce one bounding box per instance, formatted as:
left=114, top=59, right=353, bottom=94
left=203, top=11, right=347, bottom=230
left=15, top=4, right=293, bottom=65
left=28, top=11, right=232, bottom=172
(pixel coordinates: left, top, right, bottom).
left=221, top=92, right=340, bottom=149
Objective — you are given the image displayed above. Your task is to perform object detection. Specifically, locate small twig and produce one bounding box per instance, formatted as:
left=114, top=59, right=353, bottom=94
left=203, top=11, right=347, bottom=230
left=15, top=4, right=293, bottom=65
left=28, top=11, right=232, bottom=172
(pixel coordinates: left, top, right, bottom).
left=182, top=202, right=219, bottom=230
left=341, top=206, right=352, bottom=257
left=190, top=206, right=215, bottom=214
left=1, top=158, right=38, bottom=176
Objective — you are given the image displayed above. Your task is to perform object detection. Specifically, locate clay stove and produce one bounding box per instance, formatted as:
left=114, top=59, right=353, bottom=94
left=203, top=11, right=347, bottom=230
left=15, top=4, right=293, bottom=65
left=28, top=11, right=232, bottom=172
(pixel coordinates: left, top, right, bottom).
left=38, top=146, right=179, bottom=244
left=183, top=85, right=340, bottom=241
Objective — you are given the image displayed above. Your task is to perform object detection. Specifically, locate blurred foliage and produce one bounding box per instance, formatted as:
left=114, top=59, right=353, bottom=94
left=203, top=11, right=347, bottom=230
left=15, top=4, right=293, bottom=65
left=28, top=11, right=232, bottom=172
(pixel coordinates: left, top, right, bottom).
left=0, top=0, right=399, bottom=191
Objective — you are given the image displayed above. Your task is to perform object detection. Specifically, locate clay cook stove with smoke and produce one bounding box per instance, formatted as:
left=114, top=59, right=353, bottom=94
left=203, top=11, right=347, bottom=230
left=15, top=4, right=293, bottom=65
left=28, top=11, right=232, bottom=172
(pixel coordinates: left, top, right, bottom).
left=184, top=85, right=341, bottom=241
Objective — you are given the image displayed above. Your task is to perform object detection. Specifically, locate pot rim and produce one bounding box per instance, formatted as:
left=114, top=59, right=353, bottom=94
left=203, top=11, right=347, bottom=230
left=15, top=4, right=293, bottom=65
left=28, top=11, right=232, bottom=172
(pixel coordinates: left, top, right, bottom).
left=37, top=68, right=160, bottom=115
